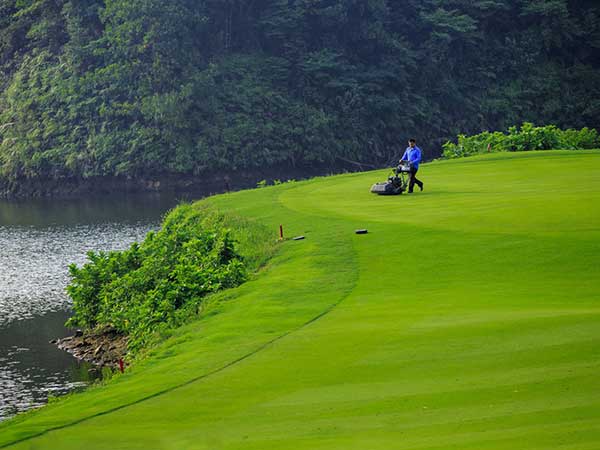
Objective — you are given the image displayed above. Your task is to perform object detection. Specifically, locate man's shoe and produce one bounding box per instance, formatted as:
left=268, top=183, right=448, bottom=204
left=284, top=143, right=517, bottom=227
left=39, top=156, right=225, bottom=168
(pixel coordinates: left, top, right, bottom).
left=419, top=183, right=424, bottom=192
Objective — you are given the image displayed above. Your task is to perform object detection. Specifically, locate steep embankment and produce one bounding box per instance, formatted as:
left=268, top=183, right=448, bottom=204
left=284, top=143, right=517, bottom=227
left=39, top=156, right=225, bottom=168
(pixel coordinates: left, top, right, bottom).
left=1, top=151, right=599, bottom=449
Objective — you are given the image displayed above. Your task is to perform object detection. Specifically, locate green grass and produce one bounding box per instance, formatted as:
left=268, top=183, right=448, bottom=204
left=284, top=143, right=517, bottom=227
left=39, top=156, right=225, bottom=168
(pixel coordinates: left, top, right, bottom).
left=1, top=150, right=599, bottom=449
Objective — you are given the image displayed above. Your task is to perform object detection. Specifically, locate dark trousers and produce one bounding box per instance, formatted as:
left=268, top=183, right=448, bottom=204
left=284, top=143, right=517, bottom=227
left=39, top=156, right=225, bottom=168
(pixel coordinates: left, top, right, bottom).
left=408, top=167, right=423, bottom=193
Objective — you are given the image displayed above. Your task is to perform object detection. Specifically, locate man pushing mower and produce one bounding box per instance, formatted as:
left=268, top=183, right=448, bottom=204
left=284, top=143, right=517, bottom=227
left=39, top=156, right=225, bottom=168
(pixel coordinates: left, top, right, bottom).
left=400, top=138, right=424, bottom=193
left=370, top=138, right=425, bottom=196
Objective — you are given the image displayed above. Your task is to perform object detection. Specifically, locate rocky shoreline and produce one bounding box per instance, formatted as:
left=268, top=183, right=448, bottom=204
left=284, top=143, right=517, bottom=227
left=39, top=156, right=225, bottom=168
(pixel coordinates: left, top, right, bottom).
left=53, top=327, right=129, bottom=369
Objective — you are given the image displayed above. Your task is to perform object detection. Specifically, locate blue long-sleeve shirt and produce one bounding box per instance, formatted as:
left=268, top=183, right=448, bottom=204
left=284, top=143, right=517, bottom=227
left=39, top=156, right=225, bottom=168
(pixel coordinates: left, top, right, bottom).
left=401, top=146, right=422, bottom=170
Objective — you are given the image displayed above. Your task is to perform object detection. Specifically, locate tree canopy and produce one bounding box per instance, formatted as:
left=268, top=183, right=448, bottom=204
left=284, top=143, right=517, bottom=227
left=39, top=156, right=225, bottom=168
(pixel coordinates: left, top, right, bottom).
left=1, top=0, right=599, bottom=193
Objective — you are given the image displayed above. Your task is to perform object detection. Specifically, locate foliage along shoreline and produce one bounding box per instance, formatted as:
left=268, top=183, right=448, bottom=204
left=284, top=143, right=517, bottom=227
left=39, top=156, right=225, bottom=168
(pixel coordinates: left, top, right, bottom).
left=64, top=202, right=277, bottom=361
left=0, top=160, right=347, bottom=199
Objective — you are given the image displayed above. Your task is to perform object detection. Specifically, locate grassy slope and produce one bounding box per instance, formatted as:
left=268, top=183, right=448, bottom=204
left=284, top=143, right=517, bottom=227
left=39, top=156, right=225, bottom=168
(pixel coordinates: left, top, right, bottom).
left=1, top=150, right=599, bottom=449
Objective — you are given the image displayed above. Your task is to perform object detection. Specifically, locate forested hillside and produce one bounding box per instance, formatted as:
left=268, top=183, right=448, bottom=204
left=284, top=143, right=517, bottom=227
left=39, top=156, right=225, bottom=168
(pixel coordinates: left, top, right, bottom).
left=1, top=0, right=599, bottom=195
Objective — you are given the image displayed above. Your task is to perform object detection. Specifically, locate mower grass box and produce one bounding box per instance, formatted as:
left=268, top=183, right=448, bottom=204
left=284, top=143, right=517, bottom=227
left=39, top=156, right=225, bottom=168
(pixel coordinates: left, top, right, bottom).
left=370, top=164, right=411, bottom=195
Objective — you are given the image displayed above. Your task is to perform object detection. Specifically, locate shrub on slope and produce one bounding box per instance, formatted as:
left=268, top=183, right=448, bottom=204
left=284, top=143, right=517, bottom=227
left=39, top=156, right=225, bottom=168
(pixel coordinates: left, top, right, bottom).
left=66, top=204, right=248, bottom=351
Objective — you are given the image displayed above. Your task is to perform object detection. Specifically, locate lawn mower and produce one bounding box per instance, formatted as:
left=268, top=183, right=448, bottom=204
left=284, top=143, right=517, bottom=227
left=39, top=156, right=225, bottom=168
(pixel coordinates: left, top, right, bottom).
left=370, top=162, right=411, bottom=195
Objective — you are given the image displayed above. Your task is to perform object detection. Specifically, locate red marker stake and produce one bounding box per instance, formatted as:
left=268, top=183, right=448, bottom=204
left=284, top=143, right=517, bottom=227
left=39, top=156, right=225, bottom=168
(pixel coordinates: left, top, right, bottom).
left=118, top=359, right=124, bottom=373
left=279, top=225, right=284, bottom=240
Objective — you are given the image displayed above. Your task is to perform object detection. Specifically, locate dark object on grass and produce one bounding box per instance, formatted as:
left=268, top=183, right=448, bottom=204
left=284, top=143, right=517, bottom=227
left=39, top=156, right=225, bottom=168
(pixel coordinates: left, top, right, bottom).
left=355, top=229, right=368, bottom=234
left=370, top=164, right=411, bottom=195
left=293, top=236, right=305, bottom=240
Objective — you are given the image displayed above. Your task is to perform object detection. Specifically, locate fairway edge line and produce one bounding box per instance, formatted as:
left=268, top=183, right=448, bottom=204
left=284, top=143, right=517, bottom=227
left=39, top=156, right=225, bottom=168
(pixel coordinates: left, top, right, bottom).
left=0, top=283, right=354, bottom=448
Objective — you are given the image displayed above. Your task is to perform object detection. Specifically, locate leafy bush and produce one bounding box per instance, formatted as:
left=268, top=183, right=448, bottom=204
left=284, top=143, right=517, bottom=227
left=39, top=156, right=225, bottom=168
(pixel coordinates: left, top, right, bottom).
left=66, top=204, right=248, bottom=351
left=443, top=123, right=600, bottom=159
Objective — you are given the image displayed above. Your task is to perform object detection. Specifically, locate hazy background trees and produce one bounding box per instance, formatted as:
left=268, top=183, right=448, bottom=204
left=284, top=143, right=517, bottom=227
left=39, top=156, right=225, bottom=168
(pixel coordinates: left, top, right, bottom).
left=1, top=0, right=598, bottom=190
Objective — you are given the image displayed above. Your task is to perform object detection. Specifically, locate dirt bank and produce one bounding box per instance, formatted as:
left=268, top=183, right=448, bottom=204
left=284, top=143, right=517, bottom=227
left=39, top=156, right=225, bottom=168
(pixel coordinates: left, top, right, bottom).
left=54, top=327, right=128, bottom=369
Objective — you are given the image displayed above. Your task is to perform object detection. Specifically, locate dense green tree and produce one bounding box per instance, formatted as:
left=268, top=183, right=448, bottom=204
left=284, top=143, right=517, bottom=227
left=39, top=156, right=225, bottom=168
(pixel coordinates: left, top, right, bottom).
left=0, top=0, right=598, bottom=195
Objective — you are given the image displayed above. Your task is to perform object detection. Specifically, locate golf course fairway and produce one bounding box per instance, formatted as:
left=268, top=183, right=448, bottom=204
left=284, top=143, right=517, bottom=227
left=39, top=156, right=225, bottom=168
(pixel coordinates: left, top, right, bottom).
left=1, top=150, right=599, bottom=449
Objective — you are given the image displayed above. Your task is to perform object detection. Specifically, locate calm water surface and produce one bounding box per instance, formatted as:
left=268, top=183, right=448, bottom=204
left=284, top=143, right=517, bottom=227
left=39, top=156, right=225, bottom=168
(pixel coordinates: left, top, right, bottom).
left=0, top=194, right=191, bottom=421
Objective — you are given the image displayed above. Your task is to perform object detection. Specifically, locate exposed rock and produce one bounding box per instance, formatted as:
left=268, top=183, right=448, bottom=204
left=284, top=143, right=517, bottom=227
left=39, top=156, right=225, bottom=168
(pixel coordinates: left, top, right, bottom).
left=56, top=326, right=129, bottom=369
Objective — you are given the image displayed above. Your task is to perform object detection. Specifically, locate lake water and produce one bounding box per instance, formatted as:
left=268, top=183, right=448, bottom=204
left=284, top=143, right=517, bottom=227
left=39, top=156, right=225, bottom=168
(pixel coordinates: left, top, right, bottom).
left=0, top=193, right=190, bottom=421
